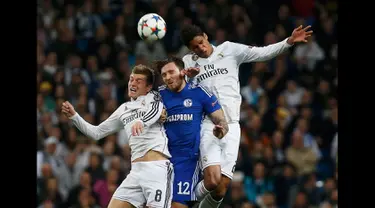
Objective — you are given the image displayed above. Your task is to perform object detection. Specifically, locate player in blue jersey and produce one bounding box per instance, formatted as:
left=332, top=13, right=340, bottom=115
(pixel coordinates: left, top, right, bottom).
left=154, top=56, right=229, bottom=208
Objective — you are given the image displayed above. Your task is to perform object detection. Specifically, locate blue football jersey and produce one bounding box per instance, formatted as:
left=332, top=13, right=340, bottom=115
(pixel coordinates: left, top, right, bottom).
left=159, top=83, right=221, bottom=157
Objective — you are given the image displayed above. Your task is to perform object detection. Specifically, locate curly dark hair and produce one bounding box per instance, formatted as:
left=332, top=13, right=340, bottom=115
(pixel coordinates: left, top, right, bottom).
left=153, top=56, right=185, bottom=75
left=180, top=24, right=204, bottom=47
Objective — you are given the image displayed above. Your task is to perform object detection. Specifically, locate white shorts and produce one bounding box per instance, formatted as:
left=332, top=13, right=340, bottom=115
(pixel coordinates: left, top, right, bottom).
left=113, top=160, right=174, bottom=208
left=199, top=121, right=241, bottom=179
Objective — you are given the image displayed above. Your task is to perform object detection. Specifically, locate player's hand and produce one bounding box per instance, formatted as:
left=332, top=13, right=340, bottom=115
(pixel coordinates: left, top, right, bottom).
left=158, top=108, right=167, bottom=123
left=288, top=25, right=313, bottom=44
left=131, top=121, right=144, bottom=136
left=61, top=101, right=77, bottom=118
left=213, top=125, right=226, bottom=139
left=181, top=67, right=200, bottom=78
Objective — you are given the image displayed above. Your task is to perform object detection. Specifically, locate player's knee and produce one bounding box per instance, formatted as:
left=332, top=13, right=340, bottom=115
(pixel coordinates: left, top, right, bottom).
left=203, top=165, right=221, bottom=190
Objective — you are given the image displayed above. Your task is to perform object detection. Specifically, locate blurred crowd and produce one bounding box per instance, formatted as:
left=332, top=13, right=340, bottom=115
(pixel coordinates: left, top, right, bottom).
left=37, top=0, right=338, bottom=208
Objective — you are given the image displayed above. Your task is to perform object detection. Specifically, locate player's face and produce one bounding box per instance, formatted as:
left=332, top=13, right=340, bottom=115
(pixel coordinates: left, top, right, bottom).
left=161, top=62, right=184, bottom=92
left=128, top=73, right=152, bottom=99
left=188, top=33, right=213, bottom=58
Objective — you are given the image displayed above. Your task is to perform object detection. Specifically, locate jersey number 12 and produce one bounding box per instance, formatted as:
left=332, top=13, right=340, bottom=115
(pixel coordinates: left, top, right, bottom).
left=177, top=181, right=190, bottom=195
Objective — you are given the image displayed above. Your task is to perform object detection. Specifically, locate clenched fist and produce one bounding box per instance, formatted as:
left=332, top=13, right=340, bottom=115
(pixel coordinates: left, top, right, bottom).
left=213, top=125, right=225, bottom=139
left=181, top=67, right=200, bottom=78
left=61, top=101, right=77, bottom=118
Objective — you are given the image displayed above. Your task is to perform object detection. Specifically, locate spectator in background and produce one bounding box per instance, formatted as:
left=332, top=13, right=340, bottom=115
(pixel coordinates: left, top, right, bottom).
left=282, top=80, right=305, bottom=109
left=85, top=152, right=106, bottom=185
left=37, top=163, right=54, bottom=205
left=293, top=34, right=325, bottom=72
left=56, top=152, right=80, bottom=201
left=75, top=0, right=103, bottom=53
left=286, top=130, right=318, bottom=176
left=241, top=75, right=265, bottom=106
left=135, top=40, right=167, bottom=64
left=40, top=177, right=64, bottom=207
left=93, top=169, right=120, bottom=208
left=243, top=161, right=274, bottom=203
left=37, top=137, right=65, bottom=178
left=291, top=191, right=309, bottom=208
left=256, top=191, right=277, bottom=208
left=65, top=171, right=97, bottom=208
left=223, top=171, right=248, bottom=207
left=271, top=130, right=286, bottom=164
left=289, top=173, right=321, bottom=207
left=274, top=163, right=297, bottom=208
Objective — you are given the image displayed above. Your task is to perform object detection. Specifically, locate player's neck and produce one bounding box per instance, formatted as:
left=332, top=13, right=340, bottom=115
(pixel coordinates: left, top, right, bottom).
left=176, top=81, right=186, bottom=92
left=208, top=46, right=214, bottom=57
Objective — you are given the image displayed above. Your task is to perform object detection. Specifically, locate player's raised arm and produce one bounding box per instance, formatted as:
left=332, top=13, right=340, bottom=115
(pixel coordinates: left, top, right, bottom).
left=234, top=25, right=313, bottom=63
left=198, top=85, right=229, bottom=139
left=62, top=101, right=124, bottom=140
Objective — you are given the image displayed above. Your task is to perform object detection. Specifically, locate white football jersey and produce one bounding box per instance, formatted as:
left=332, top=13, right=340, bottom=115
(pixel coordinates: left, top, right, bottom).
left=183, top=39, right=292, bottom=123
left=70, top=91, right=171, bottom=161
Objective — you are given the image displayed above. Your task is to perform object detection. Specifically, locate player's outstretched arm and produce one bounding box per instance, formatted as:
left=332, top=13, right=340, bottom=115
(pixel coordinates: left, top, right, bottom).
left=236, top=25, right=313, bottom=63
left=62, top=101, right=123, bottom=140
left=208, top=109, right=229, bottom=139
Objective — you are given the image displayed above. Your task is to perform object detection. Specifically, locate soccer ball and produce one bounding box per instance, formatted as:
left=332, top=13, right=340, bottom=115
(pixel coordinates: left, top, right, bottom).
left=137, top=13, right=167, bottom=42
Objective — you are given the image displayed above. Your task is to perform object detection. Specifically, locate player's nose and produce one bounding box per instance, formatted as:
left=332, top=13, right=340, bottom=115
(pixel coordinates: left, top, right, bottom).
left=198, top=45, right=206, bottom=53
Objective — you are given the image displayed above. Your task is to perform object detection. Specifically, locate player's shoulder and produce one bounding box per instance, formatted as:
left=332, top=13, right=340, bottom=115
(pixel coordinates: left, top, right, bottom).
left=157, top=85, right=168, bottom=99
left=219, top=41, right=243, bottom=51
left=116, top=103, right=127, bottom=112
left=158, top=84, right=167, bottom=92
left=188, top=83, right=213, bottom=97
left=182, top=52, right=199, bottom=64
left=146, top=90, right=162, bottom=102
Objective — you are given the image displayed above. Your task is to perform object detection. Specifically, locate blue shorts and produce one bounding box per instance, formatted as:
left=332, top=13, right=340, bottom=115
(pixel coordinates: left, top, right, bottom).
left=171, top=156, right=201, bottom=205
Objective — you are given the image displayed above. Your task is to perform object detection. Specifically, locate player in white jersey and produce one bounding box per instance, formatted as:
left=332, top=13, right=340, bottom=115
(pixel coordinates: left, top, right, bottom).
left=180, top=24, right=313, bottom=208
left=61, top=64, right=173, bottom=208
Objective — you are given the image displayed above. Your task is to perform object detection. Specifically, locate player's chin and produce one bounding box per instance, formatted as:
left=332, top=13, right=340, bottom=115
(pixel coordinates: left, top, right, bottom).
left=168, top=84, right=177, bottom=91
left=199, top=52, right=209, bottom=58
left=128, top=91, right=138, bottom=99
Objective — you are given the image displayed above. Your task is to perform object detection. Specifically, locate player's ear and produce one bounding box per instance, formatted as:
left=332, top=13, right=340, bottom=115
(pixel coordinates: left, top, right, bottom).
left=180, top=69, right=186, bottom=77
left=203, top=33, right=208, bottom=40
left=146, top=84, right=153, bottom=92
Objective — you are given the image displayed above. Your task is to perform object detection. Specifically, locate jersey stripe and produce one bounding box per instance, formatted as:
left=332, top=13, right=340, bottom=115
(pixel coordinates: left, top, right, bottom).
left=158, top=85, right=167, bottom=91
left=164, top=164, right=173, bottom=208
left=199, top=85, right=213, bottom=97
left=142, top=101, right=160, bottom=123
left=191, top=162, right=200, bottom=201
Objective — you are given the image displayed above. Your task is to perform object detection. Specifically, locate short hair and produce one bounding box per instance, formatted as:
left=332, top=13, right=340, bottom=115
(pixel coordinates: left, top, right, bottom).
left=180, top=24, right=204, bottom=47
left=132, top=64, right=155, bottom=86
left=153, top=56, right=185, bottom=75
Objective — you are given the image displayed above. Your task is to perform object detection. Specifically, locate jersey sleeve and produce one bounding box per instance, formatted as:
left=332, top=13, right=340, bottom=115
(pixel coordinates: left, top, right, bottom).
left=182, top=55, right=192, bottom=67
left=198, top=85, right=222, bottom=114
left=70, top=104, right=124, bottom=141
left=182, top=55, right=194, bottom=83
left=228, top=39, right=293, bottom=64
left=141, top=91, right=164, bottom=127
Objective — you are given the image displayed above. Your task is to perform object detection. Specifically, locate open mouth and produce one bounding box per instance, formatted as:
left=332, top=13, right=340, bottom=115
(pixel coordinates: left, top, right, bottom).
left=129, top=87, right=137, bottom=93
